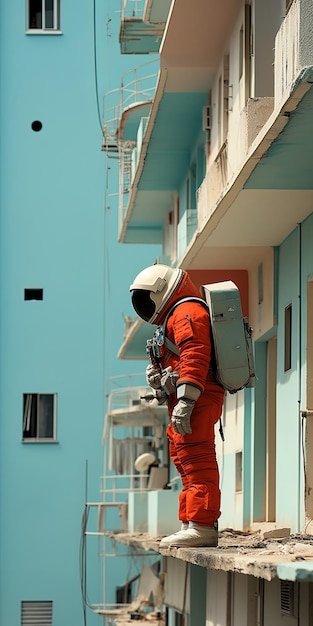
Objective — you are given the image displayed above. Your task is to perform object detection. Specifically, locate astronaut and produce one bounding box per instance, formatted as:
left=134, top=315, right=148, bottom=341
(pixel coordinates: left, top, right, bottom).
left=130, top=264, right=225, bottom=548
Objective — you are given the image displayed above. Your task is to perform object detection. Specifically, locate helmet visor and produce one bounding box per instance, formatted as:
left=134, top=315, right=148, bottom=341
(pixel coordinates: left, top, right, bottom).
left=131, top=289, right=155, bottom=322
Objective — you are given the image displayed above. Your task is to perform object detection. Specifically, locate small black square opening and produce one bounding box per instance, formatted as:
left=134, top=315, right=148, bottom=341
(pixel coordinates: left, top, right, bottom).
left=24, top=289, right=43, bottom=301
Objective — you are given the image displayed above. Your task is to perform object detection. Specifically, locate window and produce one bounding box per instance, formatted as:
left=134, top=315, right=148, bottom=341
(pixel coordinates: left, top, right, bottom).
left=223, top=53, right=230, bottom=143
left=239, top=26, right=244, bottom=80
left=174, top=612, right=184, bottom=626
left=24, top=288, right=43, bottom=300
left=21, top=601, right=53, bottom=626
left=28, top=0, right=60, bottom=31
left=186, top=162, right=196, bottom=214
left=235, top=451, right=243, bottom=492
left=218, top=75, right=222, bottom=146
left=244, top=3, right=252, bottom=104
left=239, top=6, right=252, bottom=103
left=284, top=304, right=292, bottom=371
left=23, top=393, right=56, bottom=441
left=258, top=263, right=263, bottom=305
left=286, top=0, right=295, bottom=14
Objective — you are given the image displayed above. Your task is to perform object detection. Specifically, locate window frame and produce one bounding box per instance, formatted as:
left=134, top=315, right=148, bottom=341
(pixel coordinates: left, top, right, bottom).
left=26, top=0, right=61, bottom=33
left=22, top=393, right=57, bottom=443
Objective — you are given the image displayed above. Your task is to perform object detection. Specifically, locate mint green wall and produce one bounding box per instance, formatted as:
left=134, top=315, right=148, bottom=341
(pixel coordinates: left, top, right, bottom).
left=276, top=214, right=313, bottom=531
left=276, top=229, right=301, bottom=530
left=252, top=343, right=267, bottom=522
left=221, top=213, right=313, bottom=533
left=0, top=1, right=160, bottom=624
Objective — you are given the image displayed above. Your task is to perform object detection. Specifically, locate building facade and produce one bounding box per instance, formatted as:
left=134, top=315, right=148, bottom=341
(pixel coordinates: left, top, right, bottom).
left=95, top=0, right=313, bottom=625
left=0, top=1, right=158, bottom=624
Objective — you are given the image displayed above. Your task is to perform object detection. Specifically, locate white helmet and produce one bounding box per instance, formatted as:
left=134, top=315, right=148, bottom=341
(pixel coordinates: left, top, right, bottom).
left=130, top=264, right=184, bottom=324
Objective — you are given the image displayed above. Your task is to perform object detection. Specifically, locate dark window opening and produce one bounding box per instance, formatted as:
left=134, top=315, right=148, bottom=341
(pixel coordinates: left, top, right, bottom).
left=23, top=393, right=55, bottom=440
left=239, top=25, right=244, bottom=79
left=28, top=0, right=60, bottom=30
left=258, top=263, right=264, bottom=304
left=24, top=288, right=43, bottom=300
left=235, top=451, right=243, bottom=492
left=286, top=0, right=295, bottom=14
left=174, top=612, right=184, bottom=626
left=284, top=304, right=292, bottom=371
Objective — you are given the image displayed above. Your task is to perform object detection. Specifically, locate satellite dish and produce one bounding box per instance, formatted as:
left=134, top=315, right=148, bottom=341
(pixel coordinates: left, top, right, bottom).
left=134, top=452, right=156, bottom=472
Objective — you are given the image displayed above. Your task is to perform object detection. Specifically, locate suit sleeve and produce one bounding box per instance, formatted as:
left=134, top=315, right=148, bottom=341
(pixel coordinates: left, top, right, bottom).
left=169, top=302, right=212, bottom=393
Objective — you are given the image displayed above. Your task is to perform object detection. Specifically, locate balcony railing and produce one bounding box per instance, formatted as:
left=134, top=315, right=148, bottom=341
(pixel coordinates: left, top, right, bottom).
left=103, top=375, right=168, bottom=491
left=120, top=0, right=145, bottom=20
left=274, top=0, right=313, bottom=107
left=102, top=59, right=159, bottom=151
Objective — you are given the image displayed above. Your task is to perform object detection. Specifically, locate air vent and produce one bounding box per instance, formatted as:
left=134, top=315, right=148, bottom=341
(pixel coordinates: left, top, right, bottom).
left=280, top=580, right=294, bottom=615
left=21, top=601, right=53, bottom=626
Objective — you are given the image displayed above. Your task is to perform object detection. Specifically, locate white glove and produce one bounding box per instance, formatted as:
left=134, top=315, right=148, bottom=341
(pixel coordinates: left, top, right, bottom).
left=143, top=388, right=168, bottom=407
left=160, top=367, right=179, bottom=396
left=146, top=363, right=162, bottom=390
left=171, top=399, right=195, bottom=435
left=153, top=388, right=168, bottom=405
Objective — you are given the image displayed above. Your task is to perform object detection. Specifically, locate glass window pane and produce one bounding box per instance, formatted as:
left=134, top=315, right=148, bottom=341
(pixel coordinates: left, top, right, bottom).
left=38, top=394, right=54, bottom=438
left=23, top=394, right=37, bottom=438
left=29, top=0, right=42, bottom=29
left=45, top=0, right=54, bottom=28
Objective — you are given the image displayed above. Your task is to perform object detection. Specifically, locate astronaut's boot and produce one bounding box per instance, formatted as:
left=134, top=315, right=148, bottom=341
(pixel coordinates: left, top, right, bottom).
left=158, top=523, right=189, bottom=548
left=161, top=521, right=218, bottom=548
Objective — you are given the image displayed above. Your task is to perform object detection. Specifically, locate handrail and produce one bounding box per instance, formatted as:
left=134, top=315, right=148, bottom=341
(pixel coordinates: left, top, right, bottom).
left=102, top=59, right=159, bottom=144
left=121, top=0, right=145, bottom=20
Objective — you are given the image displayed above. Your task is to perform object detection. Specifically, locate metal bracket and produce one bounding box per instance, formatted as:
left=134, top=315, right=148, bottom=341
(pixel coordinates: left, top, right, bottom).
left=301, top=410, right=313, bottom=418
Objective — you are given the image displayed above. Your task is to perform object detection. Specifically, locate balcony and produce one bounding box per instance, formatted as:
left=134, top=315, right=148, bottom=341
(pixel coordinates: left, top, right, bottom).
left=274, top=0, right=313, bottom=108
left=180, top=0, right=313, bottom=271
left=101, top=60, right=159, bottom=241
left=117, top=0, right=244, bottom=246
left=84, top=375, right=178, bottom=618
left=119, top=0, right=171, bottom=54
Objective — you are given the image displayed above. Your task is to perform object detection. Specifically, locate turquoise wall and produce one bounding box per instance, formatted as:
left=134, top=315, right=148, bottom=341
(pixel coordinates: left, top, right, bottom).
left=276, top=214, right=313, bottom=531
left=0, top=1, right=160, bottom=624
left=0, top=1, right=105, bottom=624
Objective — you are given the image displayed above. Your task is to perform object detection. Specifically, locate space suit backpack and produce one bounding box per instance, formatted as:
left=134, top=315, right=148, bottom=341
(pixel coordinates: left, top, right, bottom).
left=162, top=280, right=255, bottom=394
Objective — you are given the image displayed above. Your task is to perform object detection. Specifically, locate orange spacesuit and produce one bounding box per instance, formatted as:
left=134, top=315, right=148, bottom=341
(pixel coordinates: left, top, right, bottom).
left=130, top=264, right=225, bottom=547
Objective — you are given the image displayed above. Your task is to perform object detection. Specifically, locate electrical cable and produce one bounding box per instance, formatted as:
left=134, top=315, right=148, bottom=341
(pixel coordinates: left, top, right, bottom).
left=298, top=222, right=302, bottom=532
left=80, top=505, right=98, bottom=618
left=79, top=506, right=88, bottom=625
left=301, top=412, right=310, bottom=533
left=93, top=0, right=104, bottom=135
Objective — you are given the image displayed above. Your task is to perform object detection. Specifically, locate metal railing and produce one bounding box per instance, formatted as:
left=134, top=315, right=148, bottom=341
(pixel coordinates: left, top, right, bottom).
left=102, top=59, right=159, bottom=149
left=120, top=0, right=145, bottom=20
left=102, top=375, right=168, bottom=496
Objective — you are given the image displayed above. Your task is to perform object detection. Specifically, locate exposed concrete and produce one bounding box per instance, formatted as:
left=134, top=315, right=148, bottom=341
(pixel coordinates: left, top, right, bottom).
left=262, top=527, right=290, bottom=539
left=106, top=528, right=313, bottom=582
left=246, top=97, right=274, bottom=148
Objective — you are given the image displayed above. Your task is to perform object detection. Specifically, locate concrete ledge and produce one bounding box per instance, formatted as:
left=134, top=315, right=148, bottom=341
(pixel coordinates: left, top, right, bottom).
left=106, top=529, right=313, bottom=582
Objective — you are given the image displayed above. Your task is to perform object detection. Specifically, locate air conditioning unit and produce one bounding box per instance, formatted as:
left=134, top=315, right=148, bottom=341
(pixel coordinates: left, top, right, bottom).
left=202, top=105, right=211, bottom=131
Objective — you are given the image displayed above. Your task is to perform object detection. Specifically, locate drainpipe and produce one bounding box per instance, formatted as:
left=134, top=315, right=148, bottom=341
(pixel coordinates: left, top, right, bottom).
left=297, top=222, right=302, bottom=532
